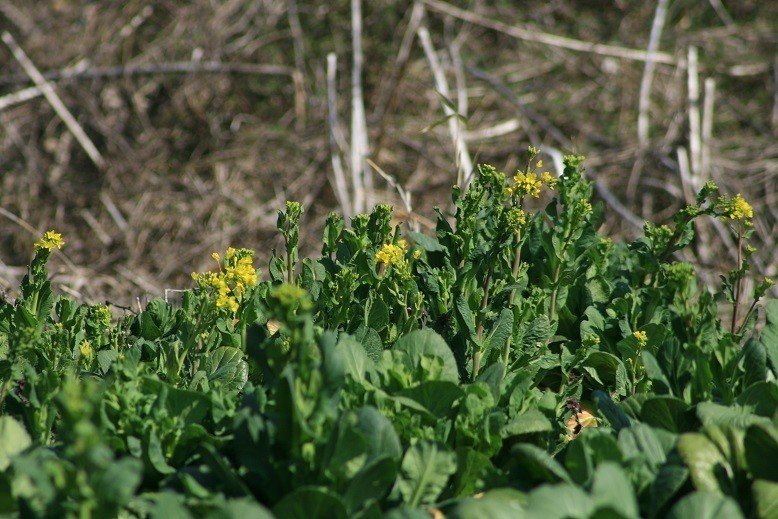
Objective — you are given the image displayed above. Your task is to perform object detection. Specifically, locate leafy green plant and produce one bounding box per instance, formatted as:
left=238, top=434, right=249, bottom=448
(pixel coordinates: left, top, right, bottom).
left=0, top=150, right=775, bottom=517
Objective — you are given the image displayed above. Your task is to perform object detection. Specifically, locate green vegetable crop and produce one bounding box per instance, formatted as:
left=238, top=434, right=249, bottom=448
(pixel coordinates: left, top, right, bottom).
left=1, top=151, right=775, bottom=518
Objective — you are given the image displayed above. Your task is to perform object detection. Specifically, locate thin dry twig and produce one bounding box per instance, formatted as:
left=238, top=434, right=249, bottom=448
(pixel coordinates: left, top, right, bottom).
left=417, top=26, right=473, bottom=187
left=637, top=0, right=669, bottom=147
left=326, top=53, right=353, bottom=218
left=350, top=0, right=370, bottom=212
left=702, top=78, right=716, bottom=179
left=2, top=31, right=105, bottom=169
left=423, top=0, right=678, bottom=65
left=687, top=47, right=702, bottom=179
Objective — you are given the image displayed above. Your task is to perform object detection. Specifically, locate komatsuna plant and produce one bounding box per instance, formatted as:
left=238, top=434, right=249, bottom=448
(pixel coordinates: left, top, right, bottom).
left=0, top=150, right=775, bottom=518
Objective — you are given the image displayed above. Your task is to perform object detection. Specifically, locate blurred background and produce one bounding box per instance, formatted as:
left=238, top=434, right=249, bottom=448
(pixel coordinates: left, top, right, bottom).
left=0, top=0, right=775, bottom=305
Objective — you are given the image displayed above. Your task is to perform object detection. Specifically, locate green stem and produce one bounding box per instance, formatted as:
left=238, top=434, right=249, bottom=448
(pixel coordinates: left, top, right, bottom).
left=502, top=231, right=522, bottom=366
left=473, top=266, right=494, bottom=379
left=730, top=231, right=742, bottom=335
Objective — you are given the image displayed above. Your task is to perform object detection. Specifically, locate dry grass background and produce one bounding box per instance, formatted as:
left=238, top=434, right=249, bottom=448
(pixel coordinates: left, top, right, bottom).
left=0, top=0, right=775, bottom=306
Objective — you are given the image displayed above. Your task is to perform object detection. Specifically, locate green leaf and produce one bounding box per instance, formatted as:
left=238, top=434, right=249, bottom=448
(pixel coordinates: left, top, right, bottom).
left=206, top=499, right=274, bottom=519
left=206, top=347, right=248, bottom=391
left=591, top=462, right=639, bottom=519
left=484, top=309, right=513, bottom=354
left=398, top=442, right=457, bottom=508
left=666, top=491, right=743, bottom=519
left=647, top=465, right=689, bottom=518
left=273, top=487, right=348, bottom=519
left=618, top=423, right=667, bottom=469
left=736, top=381, right=778, bottom=417
left=95, top=457, right=143, bottom=506
left=677, top=433, right=730, bottom=492
left=393, top=329, right=459, bottom=383
left=583, top=352, right=628, bottom=395
left=0, top=416, right=31, bottom=470
left=696, top=402, right=770, bottom=429
left=510, top=444, right=572, bottom=484
left=502, top=409, right=552, bottom=438
left=355, top=406, right=403, bottom=462
left=399, top=381, right=464, bottom=419
left=592, top=390, right=632, bottom=432
left=760, top=300, right=778, bottom=375
left=407, top=231, right=444, bottom=252
left=523, top=483, right=593, bottom=519
left=745, top=423, right=778, bottom=481
left=522, top=315, right=552, bottom=349
left=367, top=298, right=390, bottom=331
left=742, top=338, right=767, bottom=388
left=640, top=396, right=695, bottom=433
left=641, top=351, right=671, bottom=394
left=338, top=334, right=376, bottom=384
left=448, top=489, right=526, bottom=518
left=343, top=456, right=397, bottom=513
left=752, top=479, right=778, bottom=519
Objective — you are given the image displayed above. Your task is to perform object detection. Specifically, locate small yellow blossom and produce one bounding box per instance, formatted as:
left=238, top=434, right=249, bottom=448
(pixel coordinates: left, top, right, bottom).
left=510, top=171, right=543, bottom=198
left=540, top=171, right=558, bottom=190
left=211, top=252, right=221, bottom=262
left=536, top=159, right=543, bottom=168
left=413, top=249, right=422, bottom=260
left=632, top=330, right=648, bottom=347
left=375, top=242, right=406, bottom=267
left=79, top=340, right=93, bottom=358
left=34, top=230, right=64, bottom=251
left=719, top=194, right=753, bottom=222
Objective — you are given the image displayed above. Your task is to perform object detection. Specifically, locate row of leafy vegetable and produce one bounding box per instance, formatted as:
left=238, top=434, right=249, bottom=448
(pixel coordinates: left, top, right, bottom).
left=0, top=151, right=776, bottom=518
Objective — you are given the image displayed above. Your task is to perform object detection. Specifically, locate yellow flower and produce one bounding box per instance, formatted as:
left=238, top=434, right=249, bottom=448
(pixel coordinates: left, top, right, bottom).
left=510, top=172, right=543, bottom=198
left=34, top=230, right=64, bottom=251
left=540, top=171, right=558, bottom=190
left=729, top=194, right=753, bottom=221
left=375, top=242, right=406, bottom=267
left=79, top=340, right=93, bottom=358
left=718, top=194, right=753, bottom=222
left=413, top=249, right=422, bottom=260
left=632, top=330, right=648, bottom=347
left=211, top=252, right=221, bottom=263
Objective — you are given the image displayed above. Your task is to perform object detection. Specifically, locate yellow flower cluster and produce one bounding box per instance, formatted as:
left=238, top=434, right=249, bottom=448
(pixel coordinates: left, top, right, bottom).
left=79, top=340, right=93, bottom=358
left=192, top=248, right=258, bottom=313
left=632, top=330, right=648, bottom=347
left=507, top=169, right=557, bottom=199
left=34, top=230, right=64, bottom=251
left=375, top=239, right=407, bottom=267
left=720, top=193, right=753, bottom=222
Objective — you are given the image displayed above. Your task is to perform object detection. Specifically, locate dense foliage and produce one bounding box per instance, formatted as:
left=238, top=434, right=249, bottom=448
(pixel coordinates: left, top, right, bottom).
left=1, top=152, right=776, bottom=518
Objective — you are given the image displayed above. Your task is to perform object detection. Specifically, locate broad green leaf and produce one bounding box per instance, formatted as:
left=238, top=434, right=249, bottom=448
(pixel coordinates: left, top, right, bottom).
left=95, top=457, right=143, bottom=506
left=398, top=442, right=457, bottom=507
left=448, top=489, right=526, bottom=518
left=647, top=465, right=688, bottom=518
left=523, top=483, right=593, bottom=519
left=618, top=423, right=667, bottom=468
left=0, top=416, right=31, bottom=470
left=640, top=396, right=695, bottom=433
left=502, top=409, right=552, bottom=438
left=752, top=479, right=778, bottom=519
left=407, top=231, right=444, bottom=252
left=522, top=315, right=552, bottom=350
left=206, top=499, right=274, bottom=519
left=355, top=406, right=402, bottom=462
left=745, top=423, right=778, bottom=481
left=583, top=352, right=628, bottom=395
left=446, top=448, right=496, bottom=498
left=367, top=298, right=390, bottom=331
left=393, top=329, right=459, bottom=383
left=742, top=338, right=767, bottom=388
left=338, top=334, right=376, bottom=384
left=760, top=300, right=778, bottom=375
left=399, top=380, right=464, bottom=419
left=641, top=351, right=671, bottom=394
left=736, top=382, right=778, bottom=417
left=677, top=433, right=730, bottom=492
left=666, top=491, right=743, bottom=519
left=591, top=462, right=639, bottom=519
left=510, top=444, right=572, bottom=484
left=273, top=486, right=348, bottom=519
left=343, top=456, right=397, bottom=513
left=484, top=309, right=513, bottom=354
left=696, top=402, right=770, bottom=429
left=206, top=346, right=248, bottom=391
left=593, top=390, right=632, bottom=432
